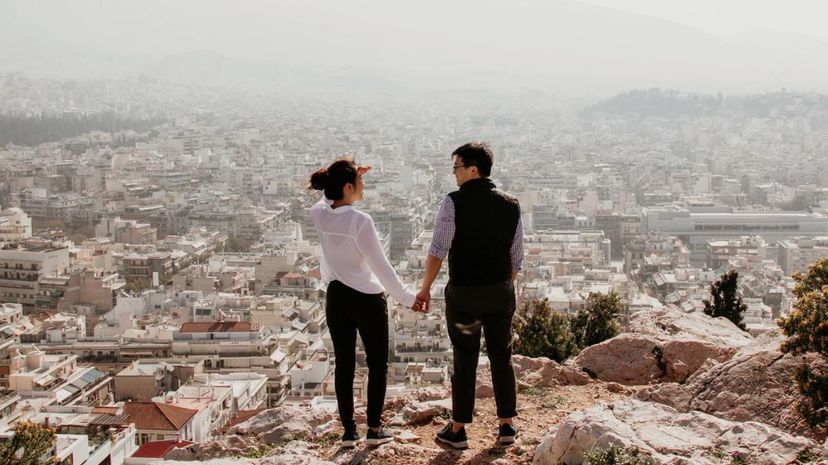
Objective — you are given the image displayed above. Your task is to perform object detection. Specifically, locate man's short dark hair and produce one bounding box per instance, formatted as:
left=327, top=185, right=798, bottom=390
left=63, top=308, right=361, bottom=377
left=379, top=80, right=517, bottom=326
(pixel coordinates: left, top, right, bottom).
left=452, top=142, right=493, bottom=177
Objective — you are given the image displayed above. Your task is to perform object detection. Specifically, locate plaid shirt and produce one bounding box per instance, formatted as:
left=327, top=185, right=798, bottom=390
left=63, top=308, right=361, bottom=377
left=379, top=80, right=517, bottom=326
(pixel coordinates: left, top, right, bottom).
left=428, top=195, right=524, bottom=272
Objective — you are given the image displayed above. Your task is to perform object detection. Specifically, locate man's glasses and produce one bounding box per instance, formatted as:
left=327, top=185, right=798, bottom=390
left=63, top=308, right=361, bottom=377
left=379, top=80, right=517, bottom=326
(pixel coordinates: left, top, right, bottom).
left=452, top=164, right=471, bottom=173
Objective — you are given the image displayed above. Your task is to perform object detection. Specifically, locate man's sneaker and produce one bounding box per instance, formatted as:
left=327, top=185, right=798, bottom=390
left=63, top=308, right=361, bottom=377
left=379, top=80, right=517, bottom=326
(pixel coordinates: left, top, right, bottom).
left=436, top=423, right=468, bottom=449
left=341, top=429, right=361, bottom=448
left=498, top=423, right=519, bottom=444
left=365, top=426, right=394, bottom=446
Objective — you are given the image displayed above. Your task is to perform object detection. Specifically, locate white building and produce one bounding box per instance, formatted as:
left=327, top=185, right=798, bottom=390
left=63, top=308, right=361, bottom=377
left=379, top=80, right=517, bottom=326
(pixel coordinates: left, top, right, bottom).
left=642, top=207, right=828, bottom=266
left=0, top=206, right=32, bottom=243
left=777, top=237, right=828, bottom=275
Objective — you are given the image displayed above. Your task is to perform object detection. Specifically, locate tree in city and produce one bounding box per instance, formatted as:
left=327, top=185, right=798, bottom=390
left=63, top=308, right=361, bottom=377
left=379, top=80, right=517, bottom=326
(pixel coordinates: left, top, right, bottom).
left=703, top=270, right=748, bottom=331
left=124, top=280, right=147, bottom=294
left=570, top=292, right=624, bottom=349
left=512, top=298, right=578, bottom=362
left=777, top=258, right=828, bottom=426
left=0, top=112, right=163, bottom=146
left=0, top=420, right=57, bottom=465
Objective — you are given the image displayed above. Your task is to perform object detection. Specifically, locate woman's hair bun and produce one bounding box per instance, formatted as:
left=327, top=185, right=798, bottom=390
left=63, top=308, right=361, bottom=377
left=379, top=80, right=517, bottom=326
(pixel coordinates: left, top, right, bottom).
left=307, top=158, right=356, bottom=200
left=309, top=168, right=329, bottom=190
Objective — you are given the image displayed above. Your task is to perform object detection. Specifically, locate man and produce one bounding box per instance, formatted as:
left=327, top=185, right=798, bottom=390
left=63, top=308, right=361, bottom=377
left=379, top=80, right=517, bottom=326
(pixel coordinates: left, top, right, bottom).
left=415, top=142, right=523, bottom=449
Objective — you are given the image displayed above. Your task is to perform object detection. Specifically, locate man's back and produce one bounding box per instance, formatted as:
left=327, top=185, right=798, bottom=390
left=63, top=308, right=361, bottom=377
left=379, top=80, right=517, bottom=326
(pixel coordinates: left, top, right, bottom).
left=448, top=177, right=520, bottom=286
left=419, top=142, right=523, bottom=449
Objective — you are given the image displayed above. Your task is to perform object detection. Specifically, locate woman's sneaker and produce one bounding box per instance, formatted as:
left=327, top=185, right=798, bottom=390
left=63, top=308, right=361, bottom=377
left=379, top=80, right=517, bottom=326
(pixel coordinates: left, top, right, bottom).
left=498, top=423, right=519, bottom=444
left=341, top=429, right=361, bottom=448
left=365, top=426, right=394, bottom=446
left=436, top=423, right=468, bottom=449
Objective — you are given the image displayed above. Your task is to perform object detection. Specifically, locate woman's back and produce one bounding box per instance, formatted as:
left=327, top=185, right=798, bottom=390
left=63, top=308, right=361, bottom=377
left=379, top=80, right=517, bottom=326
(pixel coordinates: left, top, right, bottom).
left=311, top=199, right=377, bottom=288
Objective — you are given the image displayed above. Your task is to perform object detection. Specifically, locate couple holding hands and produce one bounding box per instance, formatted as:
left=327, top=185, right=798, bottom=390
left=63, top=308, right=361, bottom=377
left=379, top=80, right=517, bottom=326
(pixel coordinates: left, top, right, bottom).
left=309, top=142, right=524, bottom=449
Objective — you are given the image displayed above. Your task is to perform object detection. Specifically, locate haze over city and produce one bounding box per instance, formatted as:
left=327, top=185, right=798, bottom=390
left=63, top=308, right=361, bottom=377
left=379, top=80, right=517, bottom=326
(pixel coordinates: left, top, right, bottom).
left=4, top=0, right=828, bottom=94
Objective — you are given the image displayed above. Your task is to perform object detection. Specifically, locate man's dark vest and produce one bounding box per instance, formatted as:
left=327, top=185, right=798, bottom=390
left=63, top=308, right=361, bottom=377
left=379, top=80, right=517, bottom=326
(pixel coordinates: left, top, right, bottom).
left=448, top=177, right=520, bottom=285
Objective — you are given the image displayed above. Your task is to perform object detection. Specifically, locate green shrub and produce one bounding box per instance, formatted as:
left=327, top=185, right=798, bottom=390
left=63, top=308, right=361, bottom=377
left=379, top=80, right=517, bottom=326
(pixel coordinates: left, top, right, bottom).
left=513, top=298, right=578, bottom=362
left=570, top=292, right=623, bottom=349
left=514, top=293, right=623, bottom=363
left=777, top=258, right=828, bottom=427
left=584, top=444, right=655, bottom=465
left=703, top=270, right=747, bottom=331
left=729, top=452, right=749, bottom=465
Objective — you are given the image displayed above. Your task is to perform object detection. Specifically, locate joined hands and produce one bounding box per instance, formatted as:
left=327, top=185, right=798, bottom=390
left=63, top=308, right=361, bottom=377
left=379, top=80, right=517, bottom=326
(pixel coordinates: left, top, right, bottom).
left=412, top=288, right=431, bottom=313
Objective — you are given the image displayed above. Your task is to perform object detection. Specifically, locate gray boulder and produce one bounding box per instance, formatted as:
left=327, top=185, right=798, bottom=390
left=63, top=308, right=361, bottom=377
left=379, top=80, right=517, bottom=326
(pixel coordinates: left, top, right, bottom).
left=533, top=399, right=815, bottom=465
left=575, top=307, right=752, bottom=385
left=512, top=354, right=592, bottom=387
left=638, top=331, right=828, bottom=438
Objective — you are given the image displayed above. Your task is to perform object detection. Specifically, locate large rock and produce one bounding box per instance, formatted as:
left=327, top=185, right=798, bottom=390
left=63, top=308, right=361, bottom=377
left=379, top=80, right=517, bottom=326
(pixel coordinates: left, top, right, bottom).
left=533, top=399, right=816, bottom=465
left=230, top=405, right=333, bottom=437
left=155, top=460, right=255, bottom=465
left=258, top=441, right=336, bottom=465
left=182, top=438, right=335, bottom=464
left=626, top=306, right=754, bottom=348
left=385, top=386, right=450, bottom=410
left=574, top=334, right=663, bottom=385
left=179, top=405, right=335, bottom=460
left=178, top=436, right=264, bottom=461
left=639, top=331, right=828, bottom=438
left=575, top=307, right=752, bottom=385
left=512, top=355, right=592, bottom=387
left=401, top=398, right=452, bottom=424
left=512, top=355, right=552, bottom=377
left=357, top=442, right=438, bottom=462
left=229, top=405, right=334, bottom=445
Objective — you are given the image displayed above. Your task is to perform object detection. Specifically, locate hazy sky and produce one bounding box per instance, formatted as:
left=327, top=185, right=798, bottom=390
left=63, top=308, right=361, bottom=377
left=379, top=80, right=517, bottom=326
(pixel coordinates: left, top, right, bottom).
left=2, top=0, right=828, bottom=93
left=3, top=0, right=827, bottom=57
left=579, top=0, right=828, bottom=40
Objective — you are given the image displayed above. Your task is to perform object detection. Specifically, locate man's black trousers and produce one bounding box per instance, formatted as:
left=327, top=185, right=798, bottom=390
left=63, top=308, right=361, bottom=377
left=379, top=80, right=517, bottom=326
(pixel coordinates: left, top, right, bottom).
left=445, top=280, right=517, bottom=424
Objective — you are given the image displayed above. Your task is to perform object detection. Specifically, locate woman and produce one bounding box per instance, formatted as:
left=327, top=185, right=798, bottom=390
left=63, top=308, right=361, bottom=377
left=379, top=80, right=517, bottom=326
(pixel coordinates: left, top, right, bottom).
left=308, top=157, right=419, bottom=448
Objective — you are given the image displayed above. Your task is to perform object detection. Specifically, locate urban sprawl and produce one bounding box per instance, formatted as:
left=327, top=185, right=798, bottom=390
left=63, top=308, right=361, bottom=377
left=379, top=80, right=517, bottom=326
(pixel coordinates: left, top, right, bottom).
left=1, top=75, right=828, bottom=463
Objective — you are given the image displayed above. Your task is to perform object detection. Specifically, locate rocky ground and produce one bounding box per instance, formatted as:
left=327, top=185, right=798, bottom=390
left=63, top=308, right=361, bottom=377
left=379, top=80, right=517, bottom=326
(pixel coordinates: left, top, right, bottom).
left=158, top=307, right=828, bottom=465
left=163, top=381, right=630, bottom=465
left=337, top=382, right=631, bottom=465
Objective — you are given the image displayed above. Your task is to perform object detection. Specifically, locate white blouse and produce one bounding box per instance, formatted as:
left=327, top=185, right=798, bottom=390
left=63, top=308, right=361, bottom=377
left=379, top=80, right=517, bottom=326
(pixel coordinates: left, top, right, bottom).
left=309, top=197, right=416, bottom=307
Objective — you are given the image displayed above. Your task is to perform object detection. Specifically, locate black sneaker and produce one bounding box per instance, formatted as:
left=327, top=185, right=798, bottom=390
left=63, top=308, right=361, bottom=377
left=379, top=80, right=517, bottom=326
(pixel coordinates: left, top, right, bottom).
left=436, top=423, right=468, bottom=449
left=365, top=425, right=394, bottom=446
left=341, top=429, right=361, bottom=448
left=498, top=423, right=519, bottom=444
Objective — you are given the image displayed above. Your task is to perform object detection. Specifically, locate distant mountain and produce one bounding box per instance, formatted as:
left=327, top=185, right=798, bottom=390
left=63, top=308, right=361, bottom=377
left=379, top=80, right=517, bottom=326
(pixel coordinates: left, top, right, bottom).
left=584, top=88, right=828, bottom=119
left=133, top=51, right=274, bottom=87
left=583, top=89, right=722, bottom=117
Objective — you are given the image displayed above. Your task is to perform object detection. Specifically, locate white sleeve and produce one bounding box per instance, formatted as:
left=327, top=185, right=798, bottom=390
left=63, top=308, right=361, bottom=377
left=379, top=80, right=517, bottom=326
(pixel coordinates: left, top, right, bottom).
left=354, top=216, right=416, bottom=307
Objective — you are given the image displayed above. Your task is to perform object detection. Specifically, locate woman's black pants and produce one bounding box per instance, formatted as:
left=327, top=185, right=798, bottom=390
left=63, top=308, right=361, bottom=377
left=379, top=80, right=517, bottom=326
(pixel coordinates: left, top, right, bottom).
left=325, top=280, right=389, bottom=431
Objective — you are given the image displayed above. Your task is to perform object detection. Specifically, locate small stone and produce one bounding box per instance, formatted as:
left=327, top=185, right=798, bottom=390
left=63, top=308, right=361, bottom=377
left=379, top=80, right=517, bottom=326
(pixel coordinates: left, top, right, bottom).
left=605, top=382, right=626, bottom=393
left=402, top=398, right=452, bottom=424
left=476, top=382, right=495, bottom=399
left=388, top=415, right=406, bottom=427
left=395, top=430, right=421, bottom=443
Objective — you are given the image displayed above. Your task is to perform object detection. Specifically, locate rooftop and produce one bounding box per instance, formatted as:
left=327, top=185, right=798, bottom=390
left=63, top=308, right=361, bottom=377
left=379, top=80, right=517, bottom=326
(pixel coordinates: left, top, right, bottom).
left=179, top=321, right=257, bottom=333
left=131, top=439, right=193, bottom=458
left=122, top=402, right=198, bottom=431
